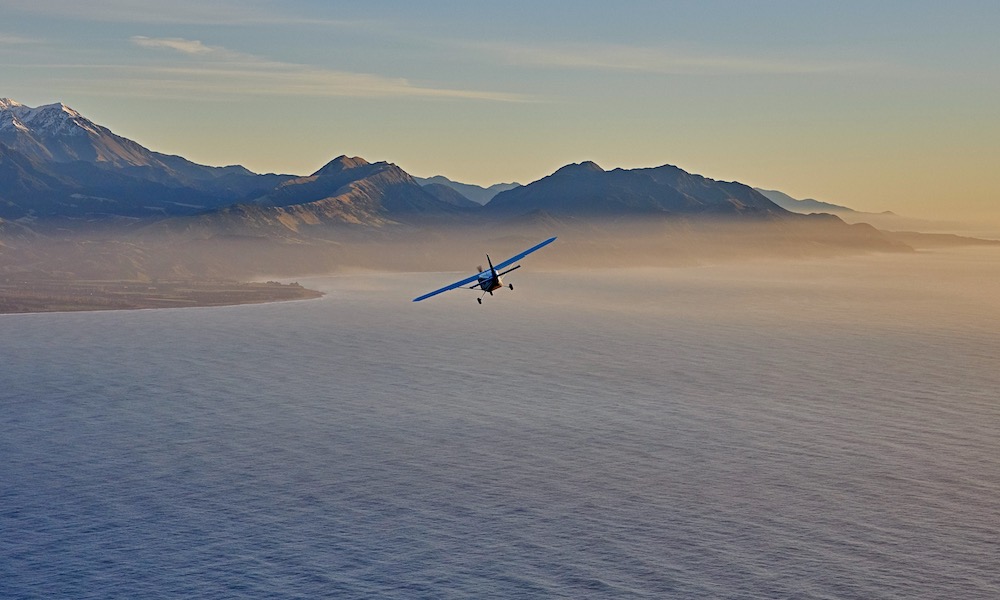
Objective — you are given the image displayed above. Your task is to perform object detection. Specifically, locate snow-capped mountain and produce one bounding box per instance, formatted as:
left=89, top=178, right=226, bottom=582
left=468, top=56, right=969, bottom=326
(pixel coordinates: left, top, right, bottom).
left=0, top=98, right=475, bottom=227
left=0, top=98, right=289, bottom=186
left=0, top=98, right=297, bottom=220
left=0, top=98, right=155, bottom=166
left=0, top=98, right=32, bottom=133
left=1, top=98, right=100, bottom=136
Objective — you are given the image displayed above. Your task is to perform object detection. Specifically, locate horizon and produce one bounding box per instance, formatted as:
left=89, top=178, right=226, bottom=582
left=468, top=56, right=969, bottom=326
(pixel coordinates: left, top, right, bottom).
left=3, top=1, right=999, bottom=226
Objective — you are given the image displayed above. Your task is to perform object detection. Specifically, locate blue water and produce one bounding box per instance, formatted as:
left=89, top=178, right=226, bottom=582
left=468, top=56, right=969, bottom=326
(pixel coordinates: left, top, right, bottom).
left=3, top=250, right=999, bottom=598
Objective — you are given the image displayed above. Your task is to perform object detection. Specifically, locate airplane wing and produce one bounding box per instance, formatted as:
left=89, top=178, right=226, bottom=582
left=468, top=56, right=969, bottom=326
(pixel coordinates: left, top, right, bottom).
left=412, top=272, right=482, bottom=302
left=411, top=237, right=556, bottom=302
left=489, top=237, right=557, bottom=272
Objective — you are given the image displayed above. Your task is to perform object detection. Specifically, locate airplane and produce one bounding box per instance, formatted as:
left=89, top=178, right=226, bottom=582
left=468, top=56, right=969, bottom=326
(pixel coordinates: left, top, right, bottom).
left=412, top=236, right=556, bottom=304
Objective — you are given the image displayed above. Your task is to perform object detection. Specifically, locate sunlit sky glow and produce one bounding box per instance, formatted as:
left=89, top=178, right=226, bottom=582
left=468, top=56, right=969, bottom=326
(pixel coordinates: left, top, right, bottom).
left=3, top=0, right=999, bottom=224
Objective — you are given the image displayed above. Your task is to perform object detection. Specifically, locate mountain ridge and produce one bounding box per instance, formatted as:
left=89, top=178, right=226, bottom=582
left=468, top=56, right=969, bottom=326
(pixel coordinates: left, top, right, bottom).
left=415, top=175, right=520, bottom=205
left=755, top=188, right=856, bottom=214
left=173, top=155, right=475, bottom=235
left=486, top=161, right=788, bottom=218
left=0, top=99, right=296, bottom=220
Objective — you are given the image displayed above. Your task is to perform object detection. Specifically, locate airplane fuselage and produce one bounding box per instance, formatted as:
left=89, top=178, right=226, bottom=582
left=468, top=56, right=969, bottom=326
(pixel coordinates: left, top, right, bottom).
left=477, top=271, right=503, bottom=293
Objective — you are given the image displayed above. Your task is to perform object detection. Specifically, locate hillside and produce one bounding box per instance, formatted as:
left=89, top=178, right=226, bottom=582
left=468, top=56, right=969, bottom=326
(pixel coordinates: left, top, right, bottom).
left=755, top=188, right=856, bottom=214
left=153, top=156, right=475, bottom=240
left=415, top=175, right=520, bottom=205
left=0, top=98, right=291, bottom=221
left=486, top=162, right=787, bottom=218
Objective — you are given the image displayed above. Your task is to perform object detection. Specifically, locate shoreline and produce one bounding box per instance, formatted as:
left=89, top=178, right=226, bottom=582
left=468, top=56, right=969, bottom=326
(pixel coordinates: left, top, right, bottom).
left=0, top=279, right=324, bottom=315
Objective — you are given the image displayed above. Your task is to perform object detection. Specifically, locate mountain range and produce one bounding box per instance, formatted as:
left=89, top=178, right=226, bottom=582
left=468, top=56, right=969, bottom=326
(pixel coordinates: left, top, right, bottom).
left=752, top=187, right=974, bottom=233
left=5, top=97, right=989, bottom=281
left=2, top=98, right=800, bottom=230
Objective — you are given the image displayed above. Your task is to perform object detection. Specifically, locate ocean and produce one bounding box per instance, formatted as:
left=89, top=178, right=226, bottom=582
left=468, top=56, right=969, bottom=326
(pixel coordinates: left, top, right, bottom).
left=3, top=248, right=999, bottom=598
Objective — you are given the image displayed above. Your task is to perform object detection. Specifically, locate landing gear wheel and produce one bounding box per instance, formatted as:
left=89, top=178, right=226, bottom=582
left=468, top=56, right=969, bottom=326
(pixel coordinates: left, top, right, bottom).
left=509, top=283, right=514, bottom=290
left=477, top=298, right=482, bottom=304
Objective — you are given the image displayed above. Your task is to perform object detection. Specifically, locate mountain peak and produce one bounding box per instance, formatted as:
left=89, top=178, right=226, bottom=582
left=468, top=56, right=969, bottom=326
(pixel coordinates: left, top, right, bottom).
left=312, top=155, right=371, bottom=177
left=38, top=102, right=83, bottom=119
left=552, top=160, right=604, bottom=177
left=0, top=98, right=26, bottom=110
left=0, top=99, right=100, bottom=137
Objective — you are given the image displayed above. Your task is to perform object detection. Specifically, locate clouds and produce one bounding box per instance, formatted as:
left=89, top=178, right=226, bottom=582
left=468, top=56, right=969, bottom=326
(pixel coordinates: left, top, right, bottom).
left=0, top=33, right=42, bottom=45
left=1, top=0, right=290, bottom=25
left=123, top=36, right=527, bottom=102
left=130, top=36, right=214, bottom=56
left=478, top=41, right=881, bottom=76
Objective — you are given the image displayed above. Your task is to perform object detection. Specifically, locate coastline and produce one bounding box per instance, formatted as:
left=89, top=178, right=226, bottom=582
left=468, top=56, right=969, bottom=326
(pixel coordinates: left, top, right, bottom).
left=0, top=279, right=324, bottom=315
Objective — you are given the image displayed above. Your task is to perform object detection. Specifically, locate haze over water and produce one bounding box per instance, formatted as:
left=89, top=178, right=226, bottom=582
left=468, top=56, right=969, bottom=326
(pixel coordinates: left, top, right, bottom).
left=3, top=248, right=999, bottom=598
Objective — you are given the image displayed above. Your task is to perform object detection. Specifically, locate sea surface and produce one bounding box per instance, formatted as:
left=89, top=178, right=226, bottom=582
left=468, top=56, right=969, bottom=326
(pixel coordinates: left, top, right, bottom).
left=3, top=248, right=999, bottom=599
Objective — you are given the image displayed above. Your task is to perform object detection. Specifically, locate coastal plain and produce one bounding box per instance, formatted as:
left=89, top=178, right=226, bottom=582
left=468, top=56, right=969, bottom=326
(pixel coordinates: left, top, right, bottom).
left=0, top=278, right=321, bottom=314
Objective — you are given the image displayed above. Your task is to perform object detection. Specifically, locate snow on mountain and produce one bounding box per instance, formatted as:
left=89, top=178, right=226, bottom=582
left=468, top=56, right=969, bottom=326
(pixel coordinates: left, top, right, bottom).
left=0, top=98, right=302, bottom=221
left=0, top=98, right=31, bottom=133
left=0, top=98, right=159, bottom=166
left=0, top=98, right=28, bottom=116
left=0, top=99, right=101, bottom=137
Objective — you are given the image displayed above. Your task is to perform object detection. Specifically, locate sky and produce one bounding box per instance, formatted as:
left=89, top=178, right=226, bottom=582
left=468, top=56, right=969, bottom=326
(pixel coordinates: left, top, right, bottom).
left=2, top=0, right=999, bottom=224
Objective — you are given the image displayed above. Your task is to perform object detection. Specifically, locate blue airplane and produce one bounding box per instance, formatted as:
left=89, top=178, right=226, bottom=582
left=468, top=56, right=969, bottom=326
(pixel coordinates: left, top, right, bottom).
left=412, top=237, right=556, bottom=304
